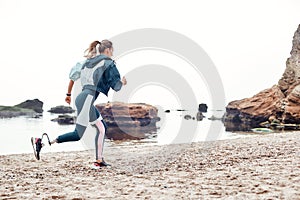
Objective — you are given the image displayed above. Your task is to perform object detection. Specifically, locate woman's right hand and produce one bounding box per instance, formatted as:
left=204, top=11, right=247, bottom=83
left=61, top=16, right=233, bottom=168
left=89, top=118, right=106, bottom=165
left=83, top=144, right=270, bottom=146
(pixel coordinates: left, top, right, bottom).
left=122, top=76, right=127, bottom=86
left=65, top=96, right=71, bottom=105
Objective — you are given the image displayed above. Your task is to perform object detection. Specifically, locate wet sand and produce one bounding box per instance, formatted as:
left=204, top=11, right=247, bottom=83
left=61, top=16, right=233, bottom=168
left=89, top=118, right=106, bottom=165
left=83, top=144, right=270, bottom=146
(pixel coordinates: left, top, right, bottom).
left=1, top=131, right=300, bottom=199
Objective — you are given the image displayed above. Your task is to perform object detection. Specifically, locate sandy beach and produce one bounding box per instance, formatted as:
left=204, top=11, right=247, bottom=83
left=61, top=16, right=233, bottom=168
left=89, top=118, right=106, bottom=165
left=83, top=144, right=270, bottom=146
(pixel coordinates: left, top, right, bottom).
left=1, top=131, right=300, bottom=200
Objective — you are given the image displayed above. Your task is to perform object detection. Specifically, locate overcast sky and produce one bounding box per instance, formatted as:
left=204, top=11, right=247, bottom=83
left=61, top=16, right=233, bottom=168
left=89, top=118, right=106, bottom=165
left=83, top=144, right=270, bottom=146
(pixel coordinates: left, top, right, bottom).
left=0, top=0, right=299, bottom=109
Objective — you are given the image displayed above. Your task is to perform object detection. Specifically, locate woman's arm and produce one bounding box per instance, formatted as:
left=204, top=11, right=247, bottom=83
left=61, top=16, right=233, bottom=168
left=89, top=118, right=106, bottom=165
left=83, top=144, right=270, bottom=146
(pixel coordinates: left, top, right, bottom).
left=65, top=80, right=74, bottom=104
left=107, top=63, right=128, bottom=91
left=66, top=60, right=85, bottom=104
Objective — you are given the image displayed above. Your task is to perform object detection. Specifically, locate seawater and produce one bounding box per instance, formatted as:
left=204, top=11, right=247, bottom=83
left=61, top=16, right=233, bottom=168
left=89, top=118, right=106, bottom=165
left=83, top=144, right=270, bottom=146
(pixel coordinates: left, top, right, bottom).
left=0, top=109, right=250, bottom=155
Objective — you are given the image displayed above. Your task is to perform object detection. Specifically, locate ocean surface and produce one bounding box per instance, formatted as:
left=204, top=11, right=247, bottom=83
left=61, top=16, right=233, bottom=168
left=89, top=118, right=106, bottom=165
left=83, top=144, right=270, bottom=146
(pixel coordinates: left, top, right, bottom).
left=0, top=107, right=252, bottom=155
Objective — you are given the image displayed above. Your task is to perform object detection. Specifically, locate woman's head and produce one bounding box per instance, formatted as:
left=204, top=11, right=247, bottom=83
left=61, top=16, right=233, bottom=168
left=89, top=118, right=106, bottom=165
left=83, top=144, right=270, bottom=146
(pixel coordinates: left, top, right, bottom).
left=84, top=39, right=113, bottom=58
left=99, top=39, right=113, bottom=57
left=84, top=40, right=114, bottom=58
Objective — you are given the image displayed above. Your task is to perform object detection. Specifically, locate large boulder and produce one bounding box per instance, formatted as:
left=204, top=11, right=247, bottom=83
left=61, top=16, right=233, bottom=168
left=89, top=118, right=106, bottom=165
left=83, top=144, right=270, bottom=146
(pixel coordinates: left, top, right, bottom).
left=224, top=24, right=300, bottom=131
left=96, top=102, right=160, bottom=140
left=224, top=85, right=285, bottom=131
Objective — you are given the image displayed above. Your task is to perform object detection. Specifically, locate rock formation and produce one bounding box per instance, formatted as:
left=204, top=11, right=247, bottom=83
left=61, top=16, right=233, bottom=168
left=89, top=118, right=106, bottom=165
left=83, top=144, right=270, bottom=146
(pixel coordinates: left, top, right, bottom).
left=51, top=114, right=76, bottom=125
left=96, top=102, right=160, bottom=140
left=15, top=99, right=43, bottom=113
left=224, top=24, right=300, bottom=131
left=0, top=99, right=43, bottom=118
left=196, top=112, right=204, bottom=121
left=198, top=103, right=208, bottom=113
left=48, top=106, right=75, bottom=114
left=184, top=115, right=192, bottom=120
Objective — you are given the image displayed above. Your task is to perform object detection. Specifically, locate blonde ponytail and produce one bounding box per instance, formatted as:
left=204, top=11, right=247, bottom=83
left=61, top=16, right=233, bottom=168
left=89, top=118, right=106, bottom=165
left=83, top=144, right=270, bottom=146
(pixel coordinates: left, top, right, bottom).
left=84, top=40, right=101, bottom=58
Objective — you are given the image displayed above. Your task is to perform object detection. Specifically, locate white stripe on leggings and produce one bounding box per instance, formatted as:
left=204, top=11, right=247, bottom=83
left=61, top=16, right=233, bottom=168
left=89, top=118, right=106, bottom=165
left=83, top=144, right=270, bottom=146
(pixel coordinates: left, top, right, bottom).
left=95, top=120, right=105, bottom=160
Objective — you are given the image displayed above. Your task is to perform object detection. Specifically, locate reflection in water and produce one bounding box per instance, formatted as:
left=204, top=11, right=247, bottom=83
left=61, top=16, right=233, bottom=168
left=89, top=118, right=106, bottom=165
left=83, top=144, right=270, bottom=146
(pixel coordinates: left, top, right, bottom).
left=103, top=109, right=250, bottom=144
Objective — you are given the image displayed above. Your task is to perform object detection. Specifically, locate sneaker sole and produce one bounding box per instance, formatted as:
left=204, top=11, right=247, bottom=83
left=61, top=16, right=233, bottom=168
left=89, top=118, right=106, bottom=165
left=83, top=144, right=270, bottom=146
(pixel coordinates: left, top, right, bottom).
left=90, top=164, right=111, bottom=170
left=91, top=165, right=101, bottom=170
left=31, top=137, right=39, bottom=160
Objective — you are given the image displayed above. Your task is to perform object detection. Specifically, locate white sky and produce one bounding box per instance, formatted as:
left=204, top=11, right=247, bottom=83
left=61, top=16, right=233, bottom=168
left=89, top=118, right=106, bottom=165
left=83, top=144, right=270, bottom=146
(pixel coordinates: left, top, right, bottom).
left=0, top=0, right=299, bottom=109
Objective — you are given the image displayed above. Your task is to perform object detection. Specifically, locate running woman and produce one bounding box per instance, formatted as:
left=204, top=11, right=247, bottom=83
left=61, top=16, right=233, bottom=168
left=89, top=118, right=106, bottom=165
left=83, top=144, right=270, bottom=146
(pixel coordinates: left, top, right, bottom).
left=31, top=40, right=127, bottom=169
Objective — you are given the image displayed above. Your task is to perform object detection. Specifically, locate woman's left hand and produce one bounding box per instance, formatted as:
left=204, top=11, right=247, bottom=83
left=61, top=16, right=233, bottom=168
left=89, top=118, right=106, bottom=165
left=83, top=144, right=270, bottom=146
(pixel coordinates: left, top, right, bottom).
left=65, top=96, right=71, bottom=105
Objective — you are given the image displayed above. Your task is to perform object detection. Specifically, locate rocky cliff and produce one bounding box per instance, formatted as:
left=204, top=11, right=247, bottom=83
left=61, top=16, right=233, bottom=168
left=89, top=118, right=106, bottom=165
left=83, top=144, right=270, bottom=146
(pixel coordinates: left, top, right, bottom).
left=96, top=102, right=160, bottom=140
left=224, top=24, right=300, bottom=131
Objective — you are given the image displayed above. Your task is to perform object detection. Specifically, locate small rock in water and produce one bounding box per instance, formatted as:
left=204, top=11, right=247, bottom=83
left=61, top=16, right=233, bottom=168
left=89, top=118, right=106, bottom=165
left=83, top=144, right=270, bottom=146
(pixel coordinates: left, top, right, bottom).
left=51, top=114, right=76, bottom=125
left=196, top=112, right=204, bottom=121
left=184, top=115, right=192, bottom=120
left=198, top=103, right=208, bottom=113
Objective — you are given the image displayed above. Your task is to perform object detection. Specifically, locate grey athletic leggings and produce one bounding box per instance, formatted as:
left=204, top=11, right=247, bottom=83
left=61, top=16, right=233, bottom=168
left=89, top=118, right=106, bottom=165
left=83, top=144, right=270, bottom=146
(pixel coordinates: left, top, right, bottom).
left=56, top=89, right=106, bottom=160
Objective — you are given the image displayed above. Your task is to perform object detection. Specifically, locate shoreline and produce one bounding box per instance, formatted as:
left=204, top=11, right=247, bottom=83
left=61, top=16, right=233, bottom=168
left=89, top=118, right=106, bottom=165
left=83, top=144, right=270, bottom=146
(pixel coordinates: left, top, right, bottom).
left=0, top=130, right=257, bottom=156
left=1, top=131, right=299, bottom=199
